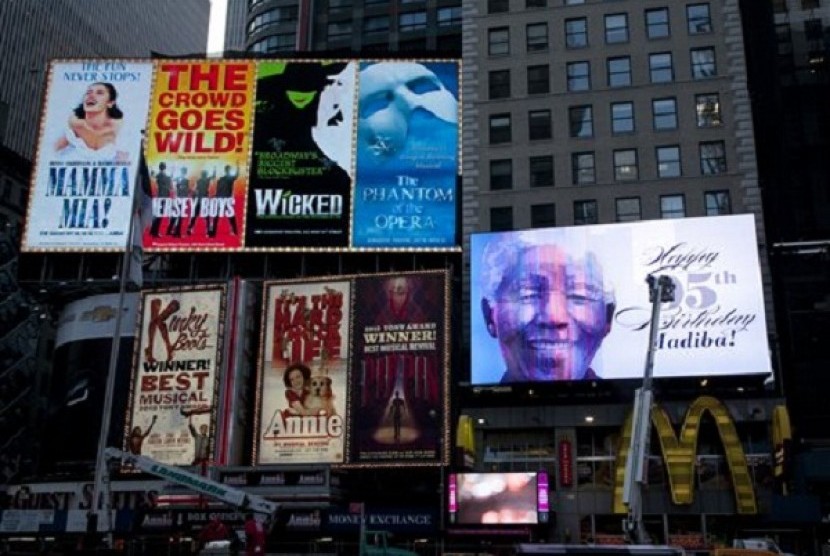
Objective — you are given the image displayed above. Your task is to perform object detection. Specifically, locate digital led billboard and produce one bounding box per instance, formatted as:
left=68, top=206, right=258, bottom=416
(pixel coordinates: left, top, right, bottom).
left=470, top=214, right=772, bottom=385
left=125, top=286, right=226, bottom=466
left=449, top=472, right=542, bottom=525
left=22, top=60, right=154, bottom=251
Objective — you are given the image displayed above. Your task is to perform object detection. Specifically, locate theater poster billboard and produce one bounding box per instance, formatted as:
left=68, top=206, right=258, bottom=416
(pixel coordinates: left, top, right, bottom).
left=142, top=61, right=255, bottom=250
left=22, top=60, right=154, bottom=251
left=125, top=286, right=226, bottom=466
left=245, top=61, right=356, bottom=249
left=256, top=280, right=351, bottom=465
left=349, top=271, right=449, bottom=465
left=470, top=214, right=772, bottom=385
left=351, top=61, right=459, bottom=249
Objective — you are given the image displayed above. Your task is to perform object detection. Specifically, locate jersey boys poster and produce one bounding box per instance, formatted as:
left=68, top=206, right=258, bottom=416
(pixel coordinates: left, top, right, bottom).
left=125, top=286, right=226, bottom=466
left=143, top=61, right=254, bottom=250
left=352, top=61, right=459, bottom=248
left=256, top=280, right=351, bottom=464
left=23, top=60, right=154, bottom=251
left=246, top=61, right=356, bottom=248
left=349, top=271, right=448, bottom=465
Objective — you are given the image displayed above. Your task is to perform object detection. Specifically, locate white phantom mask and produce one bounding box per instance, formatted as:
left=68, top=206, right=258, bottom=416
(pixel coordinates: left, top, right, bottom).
left=358, top=63, right=458, bottom=159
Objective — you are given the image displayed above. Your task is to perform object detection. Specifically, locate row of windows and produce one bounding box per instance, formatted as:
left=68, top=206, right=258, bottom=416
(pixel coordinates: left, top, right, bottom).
left=248, top=6, right=298, bottom=34
left=488, top=141, right=727, bottom=189
left=488, top=49, right=717, bottom=91
left=488, top=95, right=722, bottom=141
left=490, top=93, right=721, bottom=138
left=488, top=4, right=712, bottom=56
left=772, top=0, right=822, bottom=13
left=488, top=190, right=732, bottom=231
left=328, top=6, right=460, bottom=38
left=249, top=33, right=296, bottom=53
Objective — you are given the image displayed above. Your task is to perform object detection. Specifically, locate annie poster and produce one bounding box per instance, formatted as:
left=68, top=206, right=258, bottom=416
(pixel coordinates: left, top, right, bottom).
left=22, top=60, right=154, bottom=251
left=245, top=61, right=356, bottom=248
left=256, top=280, right=351, bottom=465
left=349, top=271, right=448, bottom=465
left=143, top=61, right=255, bottom=250
left=351, top=61, right=459, bottom=249
left=125, top=286, right=225, bottom=466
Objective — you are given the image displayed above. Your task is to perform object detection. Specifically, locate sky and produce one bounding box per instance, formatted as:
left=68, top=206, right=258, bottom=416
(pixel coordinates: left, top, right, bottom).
left=207, top=0, right=228, bottom=54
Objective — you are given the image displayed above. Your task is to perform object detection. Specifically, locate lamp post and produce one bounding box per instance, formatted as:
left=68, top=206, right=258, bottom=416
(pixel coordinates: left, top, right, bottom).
left=87, top=177, right=142, bottom=549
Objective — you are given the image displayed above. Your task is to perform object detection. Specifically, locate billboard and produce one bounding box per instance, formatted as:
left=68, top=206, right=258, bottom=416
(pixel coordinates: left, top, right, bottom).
left=470, top=214, right=771, bottom=384
left=351, top=61, right=459, bottom=248
left=256, top=280, right=351, bottom=464
left=449, top=472, right=541, bottom=525
left=22, top=60, right=154, bottom=251
left=254, top=270, right=451, bottom=467
left=142, top=61, right=255, bottom=250
left=349, top=272, right=447, bottom=464
left=24, top=58, right=460, bottom=253
left=125, top=286, right=226, bottom=466
left=246, top=61, right=356, bottom=248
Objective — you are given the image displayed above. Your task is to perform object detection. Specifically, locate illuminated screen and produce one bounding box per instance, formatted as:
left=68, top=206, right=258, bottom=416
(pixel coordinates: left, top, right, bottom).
left=453, top=472, right=539, bottom=525
left=469, top=214, right=772, bottom=385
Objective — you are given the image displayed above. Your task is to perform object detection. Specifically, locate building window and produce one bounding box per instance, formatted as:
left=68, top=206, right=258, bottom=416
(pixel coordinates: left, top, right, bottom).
left=527, top=0, right=547, bottom=7
left=649, top=52, right=674, bottom=83
left=490, top=206, right=514, bottom=231
left=489, top=0, right=509, bottom=13
left=646, top=8, right=670, bottom=39
left=695, top=93, right=721, bottom=127
left=605, top=13, right=629, bottom=44
left=530, top=156, right=554, bottom=187
left=527, top=65, right=550, bottom=94
left=607, top=56, right=632, bottom=87
left=248, top=6, right=299, bottom=33
left=399, top=11, right=427, bottom=32
left=565, top=0, right=585, bottom=4
left=327, top=21, right=352, bottom=40
left=691, top=48, right=717, bottom=79
left=569, top=105, right=594, bottom=138
left=616, top=197, right=641, bottom=221
left=660, top=195, right=686, bottom=219
left=566, top=18, right=588, bottom=48
left=805, top=19, right=823, bottom=40
left=490, top=114, right=512, bottom=144
left=801, top=0, right=820, bottom=8
left=327, top=0, right=352, bottom=10
left=700, top=141, right=727, bottom=175
left=614, top=149, right=638, bottom=181
left=611, top=102, right=634, bottom=134
left=250, top=33, right=296, bottom=52
left=656, top=145, right=681, bottom=177
left=705, top=190, right=732, bottom=215
left=567, top=61, right=591, bottom=91
left=489, top=70, right=511, bottom=99
left=490, top=159, right=513, bottom=190
left=687, top=3, right=712, bottom=34
left=527, top=23, right=549, bottom=51
left=572, top=152, right=596, bottom=185
left=364, top=15, right=390, bottom=36
left=574, top=200, right=598, bottom=225
left=438, top=6, right=462, bottom=26
left=489, top=27, right=510, bottom=55
left=529, top=109, right=552, bottom=140
left=531, top=203, right=557, bottom=228
left=652, top=98, right=678, bottom=130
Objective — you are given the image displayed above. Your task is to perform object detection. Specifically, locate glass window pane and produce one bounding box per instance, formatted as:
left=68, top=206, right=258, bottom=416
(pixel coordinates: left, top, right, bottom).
left=646, top=8, right=670, bottom=39
left=705, top=190, right=732, bottom=215
left=657, top=146, right=681, bottom=177
left=660, top=195, right=686, bottom=219
left=649, top=53, right=674, bottom=82
left=566, top=18, right=588, bottom=48
left=530, top=156, right=554, bottom=187
left=531, top=203, right=557, bottom=228
left=572, top=152, right=596, bottom=184
left=490, top=159, right=512, bottom=190
left=567, top=61, right=591, bottom=91
left=687, top=3, right=713, bottom=34
left=489, top=27, right=510, bottom=55
left=608, top=57, right=632, bottom=87
left=653, top=98, right=678, bottom=130
left=527, top=23, right=549, bottom=51
left=528, top=64, right=550, bottom=94
left=695, top=93, right=722, bottom=127
left=616, top=197, right=641, bottom=221
left=605, top=13, right=629, bottom=44
left=691, top=47, right=717, bottom=78
left=611, top=102, right=634, bottom=134
left=569, top=105, right=594, bottom=138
